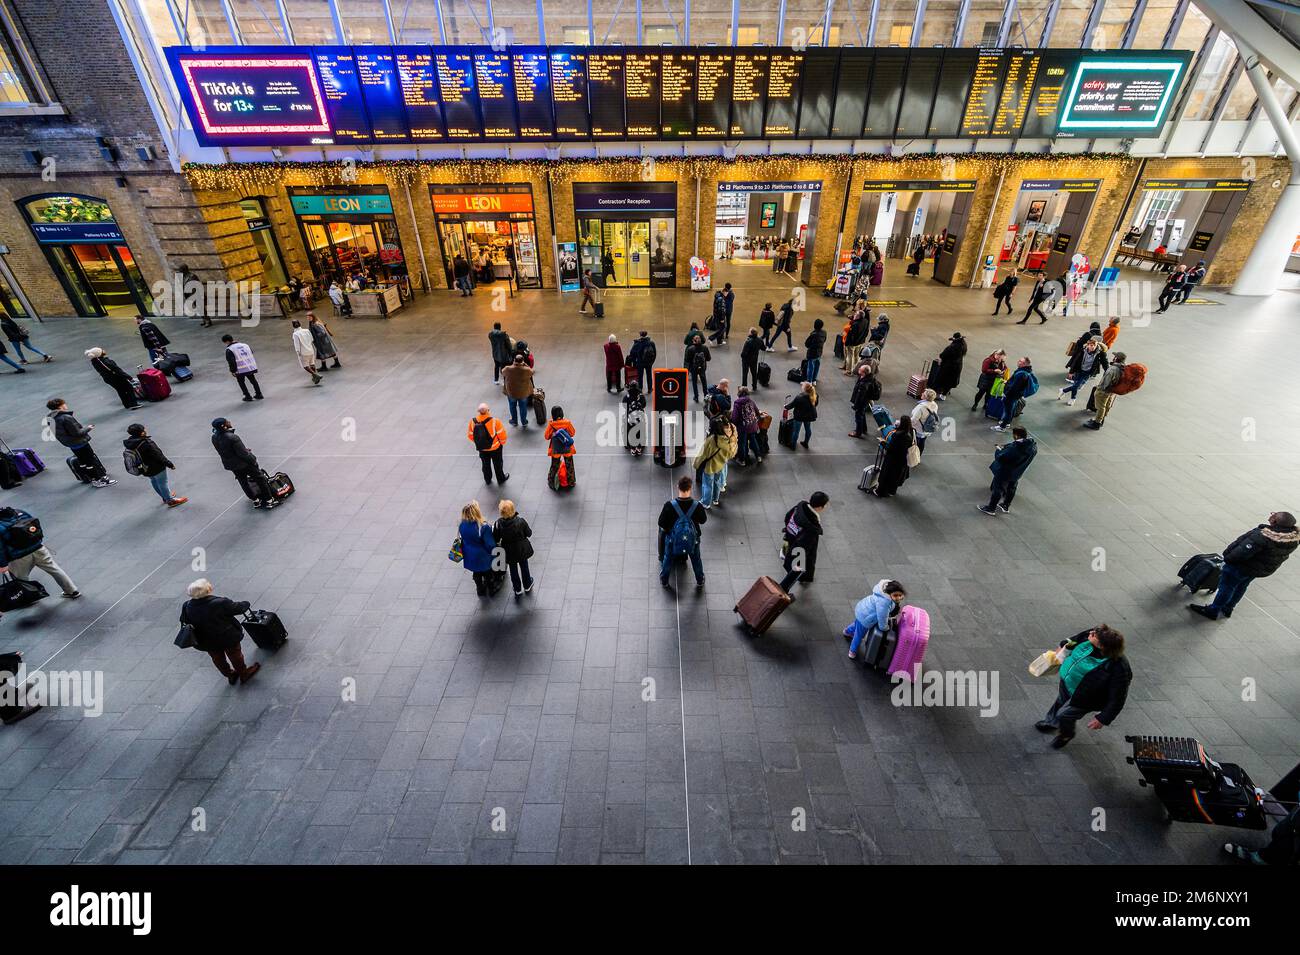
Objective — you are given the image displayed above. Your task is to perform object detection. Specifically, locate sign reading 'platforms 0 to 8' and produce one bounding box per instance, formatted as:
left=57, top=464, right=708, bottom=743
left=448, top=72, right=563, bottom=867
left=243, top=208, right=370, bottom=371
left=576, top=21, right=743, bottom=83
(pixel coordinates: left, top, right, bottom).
left=166, top=45, right=1190, bottom=147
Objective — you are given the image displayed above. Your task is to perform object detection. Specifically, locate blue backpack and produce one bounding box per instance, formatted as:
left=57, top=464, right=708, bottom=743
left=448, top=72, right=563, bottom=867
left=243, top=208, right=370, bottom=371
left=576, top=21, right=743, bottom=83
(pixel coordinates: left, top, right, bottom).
left=666, top=500, right=699, bottom=557
left=549, top=427, right=574, bottom=454
left=1021, top=371, right=1040, bottom=397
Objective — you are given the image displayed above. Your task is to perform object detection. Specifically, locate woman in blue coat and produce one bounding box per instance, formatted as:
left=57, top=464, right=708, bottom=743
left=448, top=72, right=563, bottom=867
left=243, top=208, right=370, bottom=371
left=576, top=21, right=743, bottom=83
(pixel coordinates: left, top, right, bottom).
left=458, top=500, right=501, bottom=597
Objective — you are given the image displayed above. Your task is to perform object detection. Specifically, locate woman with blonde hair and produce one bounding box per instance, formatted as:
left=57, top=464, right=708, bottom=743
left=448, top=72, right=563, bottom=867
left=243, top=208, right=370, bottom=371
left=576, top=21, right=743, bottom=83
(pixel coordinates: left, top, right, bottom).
left=493, top=499, right=536, bottom=597
left=457, top=500, right=501, bottom=597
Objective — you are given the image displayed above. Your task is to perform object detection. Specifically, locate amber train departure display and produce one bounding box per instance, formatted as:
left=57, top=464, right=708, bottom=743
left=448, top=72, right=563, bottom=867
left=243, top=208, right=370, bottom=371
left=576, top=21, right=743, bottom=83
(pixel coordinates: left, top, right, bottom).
left=166, top=45, right=1190, bottom=146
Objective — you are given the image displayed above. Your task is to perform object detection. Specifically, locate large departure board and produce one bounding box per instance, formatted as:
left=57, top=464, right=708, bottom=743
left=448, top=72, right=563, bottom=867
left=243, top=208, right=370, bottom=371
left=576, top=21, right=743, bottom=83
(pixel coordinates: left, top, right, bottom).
left=168, top=44, right=1191, bottom=147
left=475, top=51, right=518, bottom=138
left=550, top=50, right=589, bottom=139
left=660, top=51, right=697, bottom=139
left=625, top=52, right=660, bottom=138
left=397, top=48, right=445, bottom=141
left=696, top=53, right=732, bottom=138
left=587, top=52, right=626, bottom=138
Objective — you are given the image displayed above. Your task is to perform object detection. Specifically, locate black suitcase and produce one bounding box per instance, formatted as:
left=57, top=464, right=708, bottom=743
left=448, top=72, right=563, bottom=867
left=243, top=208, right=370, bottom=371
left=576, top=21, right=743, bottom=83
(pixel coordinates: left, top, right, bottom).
left=265, top=470, right=294, bottom=500
left=906, top=261, right=920, bottom=276
left=778, top=417, right=797, bottom=449
left=0, top=454, right=21, bottom=490
left=242, top=609, right=287, bottom=650
left=756, top=361, right=771, bottom=387
left=833, top=334, right=845, bottom=360
left=66, top=455, right=94, bottom=484
left=755, top=429, right=770, bottom=457
left=593, top=302, right=605, bottom=319
left=1125, top=735, right=1267, bottom=830
left=1178, top=553, right=1223, bottom=593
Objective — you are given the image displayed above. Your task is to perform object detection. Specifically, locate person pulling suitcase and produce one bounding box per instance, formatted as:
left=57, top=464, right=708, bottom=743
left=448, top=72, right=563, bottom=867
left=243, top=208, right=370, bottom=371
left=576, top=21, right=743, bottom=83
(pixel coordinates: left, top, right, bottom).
left=211, top=417, right=278, bottom=509
left=178, top=578, right=262, bottom=686
left=777, top=492, right=828, bottom=598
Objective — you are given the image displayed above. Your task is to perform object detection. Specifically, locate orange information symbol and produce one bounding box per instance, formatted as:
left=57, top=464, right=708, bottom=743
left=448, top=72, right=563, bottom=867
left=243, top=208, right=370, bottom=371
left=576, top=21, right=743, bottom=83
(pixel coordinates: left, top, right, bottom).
left=660, top=377, right=680, bottom=395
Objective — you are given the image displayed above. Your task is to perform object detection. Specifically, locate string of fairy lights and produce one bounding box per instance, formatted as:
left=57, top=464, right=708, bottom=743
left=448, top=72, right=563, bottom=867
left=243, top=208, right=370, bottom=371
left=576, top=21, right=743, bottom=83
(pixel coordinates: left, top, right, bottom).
left=182, top=152, right=1140, bottom=192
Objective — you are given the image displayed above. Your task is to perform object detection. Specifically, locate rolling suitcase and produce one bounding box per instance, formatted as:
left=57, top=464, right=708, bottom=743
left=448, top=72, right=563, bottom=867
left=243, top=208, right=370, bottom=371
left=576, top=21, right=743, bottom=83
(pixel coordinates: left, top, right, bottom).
left=756, top=361, right=771, bottom=387
left=1177, top=553, right=1223, bottom=593
left=778, top=417, right=797, bottom=450
left=906, top=361, right=932, bottom=399
left=983, top=394, right=1006, bottom=421
left=265, top=470, right=294, bottom=500
left=0, top=455, right=21, bottom=490
left=530, top=388, right=546, bottom=427
left=887, top=605, right=930, bottom=680
left=1125, top=736, right=1266, bottom=830
left=861, top=625, right=896, bottom=670
left=833, top=334, right=845, bottom=360
left=593, top=301, right=605, bottom=319
left=136, top=367, right=171, bottom=402
left=242, top=609, right=287, bottom=650
left=735, top=576, right=793, bottom=636
left=66, top=455, right=94, bottom=484
left=11, top=448, right=45, bottom=476
left=173, top=364, right=194, bottom=383
left=755, top=429, right=770, bottom=457
left=870, top=404, right=892, bottom=431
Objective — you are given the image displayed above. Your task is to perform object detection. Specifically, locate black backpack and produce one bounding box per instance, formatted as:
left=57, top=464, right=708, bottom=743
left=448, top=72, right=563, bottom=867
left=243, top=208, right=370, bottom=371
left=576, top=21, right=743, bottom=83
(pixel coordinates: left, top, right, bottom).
left=0, top=507, right=43, bottom=562
left=472, top=419, right=494, bottom=451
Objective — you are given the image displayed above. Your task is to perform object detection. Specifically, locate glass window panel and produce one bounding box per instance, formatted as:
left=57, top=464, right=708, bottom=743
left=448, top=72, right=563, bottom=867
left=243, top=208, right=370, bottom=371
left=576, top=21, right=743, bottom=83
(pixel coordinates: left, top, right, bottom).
left=168, top=0, right=236, bottom=44
left=918, top=0, right=960, bottom=46
left=390, top=0, right=440, bottom=41
left=1090, top=0, right=1136, bottom=50
left=284, top=0, right=338, bottom=43
left=1184, top=31, right=1234, bottom=120
left=1006, top=0, right=1052, bottom=46
left=960, top=0, right=1007, bottom=47
left=338, top=0, right=391, bottom=43
left=690, top=0, right=730, bottom=45
left=872, top=0, right=915, bottom=46
left=139, top=0, right=184, bottom=46
left=443, top=0, right=492, bottom=44
left=784, top=0, right=840, bottom=45
left=1130, top=0, right=1183, bottom=48
left=231, top=0, right=288, bottom=43
left=1046, top=0, right=1091, bottom=47
left=592, top=0, right=632, bottom=43
left=0, top=45, right=31, bottom=105
left=1168, top=2, right=1211, bottom=55
left=1220, top=66, right=1256, bottom=120
left=831, top=4, right=870, bottom=45
left=490, top=0, right=543, bottom=44
left=645, top=24, right=682, bottom=44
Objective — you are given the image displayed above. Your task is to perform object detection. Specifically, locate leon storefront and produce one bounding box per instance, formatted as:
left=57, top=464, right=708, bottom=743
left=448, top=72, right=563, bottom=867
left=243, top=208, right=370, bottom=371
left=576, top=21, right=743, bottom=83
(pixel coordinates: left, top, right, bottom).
left=430, top=184, right=542, bottom=288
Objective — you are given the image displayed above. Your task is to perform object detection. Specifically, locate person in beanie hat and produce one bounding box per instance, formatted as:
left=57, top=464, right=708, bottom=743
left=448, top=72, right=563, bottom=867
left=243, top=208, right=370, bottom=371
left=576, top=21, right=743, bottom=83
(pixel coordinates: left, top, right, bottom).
left=211, top=418, right=278, bottom=508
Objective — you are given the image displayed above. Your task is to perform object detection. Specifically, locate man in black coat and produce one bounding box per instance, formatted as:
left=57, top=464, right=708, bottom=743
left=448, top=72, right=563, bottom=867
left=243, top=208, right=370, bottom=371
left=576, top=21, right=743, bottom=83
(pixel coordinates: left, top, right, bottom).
left=803, top=319, right=827, bottom=384
left=136, top=316, right=170, bottom=362
left=658, top=475, right=707, bottom=589
left=848, top=364, right=882, bottom=438
left=1016, top=274, right=1050, bottom=324
left=48, top=398, right=115, bottom=488
left=1190, top=512, right=1299, bottom=620
left=777, top=492, right=828, bottom=596
left=740, top=328, right=763, bottom=389
left=978, top=426, right=1037, bottom=515
left=627, top=331, right=657, bottom=391
left=211, top=417, right=277, bottom=509
left=180, top=578, right=260, bottom=685
left=488, top=322, right=513, bottom=384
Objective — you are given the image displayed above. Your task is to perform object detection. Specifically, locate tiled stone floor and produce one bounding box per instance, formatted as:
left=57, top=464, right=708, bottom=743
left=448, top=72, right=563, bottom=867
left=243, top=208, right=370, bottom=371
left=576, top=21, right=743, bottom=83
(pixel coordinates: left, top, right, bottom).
left=0, top=265, right=1297, bottom=865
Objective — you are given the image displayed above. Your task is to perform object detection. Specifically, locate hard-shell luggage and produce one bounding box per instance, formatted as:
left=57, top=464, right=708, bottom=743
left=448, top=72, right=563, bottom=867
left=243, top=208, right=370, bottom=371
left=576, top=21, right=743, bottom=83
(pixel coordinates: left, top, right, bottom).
left=906, top=261, right=920, bottom=276
left=136, top=367, right=171, bottom=402
left=907, top=361, right=932, bottom=399
left=1125, top=736, right=1266, bottom=830
left=735, top=576, right=793, bottom=636
left=172, top=364, right=194, bottom=383
left=10, top=448, right=45, bottom=476
left=887, top=605, right=930, bottom=680
left=1178, top=553, right=1223, bottom=593
left=266, top=470, right=294, bottom=500
left=861, top=625, right=896, bottom=670
left=242, top=609, right=287, bottom=651
left=66, top=455, right=94, bottom=484
left=756, top=361, right=771, bottom=387
left=593, top=301, right=605, bottom=319
left=530, top=388, right=546, bottom=427
left=778, top=417, right=797, bottom=450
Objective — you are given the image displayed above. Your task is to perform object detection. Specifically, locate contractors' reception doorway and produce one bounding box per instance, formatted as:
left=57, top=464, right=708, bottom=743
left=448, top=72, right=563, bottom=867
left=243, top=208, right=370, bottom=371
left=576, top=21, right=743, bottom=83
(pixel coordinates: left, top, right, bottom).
left=574, top=182, right=677, bottom=288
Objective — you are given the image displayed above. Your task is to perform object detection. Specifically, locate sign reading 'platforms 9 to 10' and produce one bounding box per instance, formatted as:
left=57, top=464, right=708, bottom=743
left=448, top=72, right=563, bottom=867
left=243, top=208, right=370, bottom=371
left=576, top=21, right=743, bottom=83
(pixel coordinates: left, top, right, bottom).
left=166, top=45, right=1191, bottom=148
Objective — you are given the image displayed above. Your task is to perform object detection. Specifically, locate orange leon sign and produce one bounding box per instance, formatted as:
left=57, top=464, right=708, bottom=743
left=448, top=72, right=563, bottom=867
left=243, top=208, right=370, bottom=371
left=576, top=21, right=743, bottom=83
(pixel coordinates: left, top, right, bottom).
left=432, top=192, right=534, bottom=215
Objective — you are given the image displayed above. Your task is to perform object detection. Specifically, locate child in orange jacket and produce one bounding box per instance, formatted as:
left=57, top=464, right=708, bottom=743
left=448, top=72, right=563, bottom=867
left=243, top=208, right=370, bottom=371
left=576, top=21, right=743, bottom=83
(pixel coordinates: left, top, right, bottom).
left=544, top=405, right=577, bottom=489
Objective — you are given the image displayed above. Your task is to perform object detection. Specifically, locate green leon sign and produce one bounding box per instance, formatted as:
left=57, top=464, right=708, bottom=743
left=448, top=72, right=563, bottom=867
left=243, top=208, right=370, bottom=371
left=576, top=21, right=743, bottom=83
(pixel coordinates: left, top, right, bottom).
left=290, top=193, right=393, bottom=216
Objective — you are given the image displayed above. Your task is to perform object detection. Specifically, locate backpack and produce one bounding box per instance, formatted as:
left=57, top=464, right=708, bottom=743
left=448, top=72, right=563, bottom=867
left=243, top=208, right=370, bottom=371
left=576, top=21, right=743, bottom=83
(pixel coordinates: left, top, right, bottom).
left=472, top=419, right=494, bottom=451
left=666, top=500, right=700, bottom=557
left=1110, top=363, right=1147, bottom=395
left=691, top=349, right=707, bottom=374
left=0, top=507, right=43, bottom=562
left=1020, top=371, right=1040, bottom=398
left=738, top=400, right=759, bottom=432
left=122, top=447, right=145, bottom=476
left=549, top=427, right=574, bottom=454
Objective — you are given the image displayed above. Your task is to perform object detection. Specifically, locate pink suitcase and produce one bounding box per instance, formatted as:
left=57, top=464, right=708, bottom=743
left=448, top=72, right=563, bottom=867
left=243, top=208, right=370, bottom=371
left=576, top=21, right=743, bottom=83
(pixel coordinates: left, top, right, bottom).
left=887, top=605, right=930, bottom=680
left=136, top=367, right=171, bottom=402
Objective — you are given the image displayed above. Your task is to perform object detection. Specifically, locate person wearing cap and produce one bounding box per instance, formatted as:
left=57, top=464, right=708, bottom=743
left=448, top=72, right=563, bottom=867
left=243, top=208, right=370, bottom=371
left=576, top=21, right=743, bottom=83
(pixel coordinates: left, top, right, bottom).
left=934, top=331, right=967, bottom=400
left=1189, top=512, right=1299, bottom=621
left=211, top=418, right=277, bottom=509
left=1084, top=351, right=1126, bottom=430
left=1178, top=260, right=1207, bottom=304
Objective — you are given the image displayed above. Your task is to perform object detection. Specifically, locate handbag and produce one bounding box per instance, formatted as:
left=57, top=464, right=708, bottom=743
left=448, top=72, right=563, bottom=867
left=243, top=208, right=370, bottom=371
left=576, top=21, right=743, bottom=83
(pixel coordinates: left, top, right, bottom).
left=174, top=623, right=198, bottom=650
left=0, top=572, right=48, bottom=612
left=906, top=440, right=921, bottom=468
left=988, top=377, right=1006, bottom=398
left=448, top=536, right=464, bottom=563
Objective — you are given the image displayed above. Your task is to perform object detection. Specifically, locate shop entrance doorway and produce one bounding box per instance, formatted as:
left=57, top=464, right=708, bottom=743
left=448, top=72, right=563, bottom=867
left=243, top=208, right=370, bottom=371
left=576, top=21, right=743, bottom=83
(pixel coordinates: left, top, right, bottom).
left=1001, top=179, right=1100, bottom=278
left=573, top=182, right=678, bottom=288
left=713, top=180, right=822, bottom=287
left=439, top=218, right=541, bottom=288
left=18, top=194, right=154, bottom=317
left=1114, top=178, right=1250, bottom=274
left=852, top=180, right=976, bottom=286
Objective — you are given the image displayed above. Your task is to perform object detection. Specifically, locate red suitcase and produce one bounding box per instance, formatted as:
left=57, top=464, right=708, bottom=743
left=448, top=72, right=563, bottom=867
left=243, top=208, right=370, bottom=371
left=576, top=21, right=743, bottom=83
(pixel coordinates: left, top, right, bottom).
left=735, top=576, right=793, bottom=635
left=136, top=367, right=171, bottom=402
left=906, top=361, right=932, bottom=399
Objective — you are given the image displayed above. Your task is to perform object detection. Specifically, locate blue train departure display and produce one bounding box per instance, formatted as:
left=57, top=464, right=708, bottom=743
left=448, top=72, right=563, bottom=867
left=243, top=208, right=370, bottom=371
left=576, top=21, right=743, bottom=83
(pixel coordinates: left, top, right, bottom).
left=166, top=45, right=1191, bottom=147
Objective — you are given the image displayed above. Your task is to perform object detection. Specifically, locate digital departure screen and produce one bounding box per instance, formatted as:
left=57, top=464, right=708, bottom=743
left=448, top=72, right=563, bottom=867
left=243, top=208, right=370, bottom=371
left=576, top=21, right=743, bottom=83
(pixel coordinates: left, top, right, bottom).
left=511, top=49, right=553, bottom=139
left=660, top=51, right=696, bottom=139
left=167, top=45, right=1190, bottom=145
left=476, top=50, right=518, bottom=138
left=763, top=53, right=802, bottom=137
left=587, top=51, right=626, bottom=138
left=624, top=52, right=660, bottom=138
left=695, top=52, right=732, bottom=138
left=313, top=47, right=372, bottom=143
left=434, top=51, right=479, bottom=139
left=550, top=50, right=589, bottom=139
left=396, top=48, right=445, bottom=141
left=356, top=48, right=408, bottom=142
